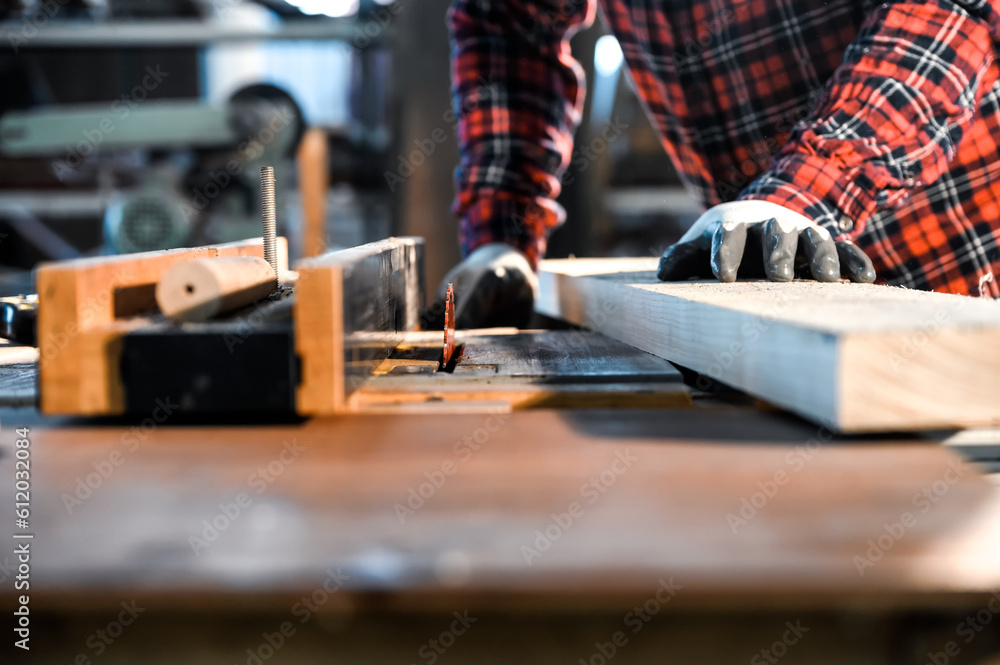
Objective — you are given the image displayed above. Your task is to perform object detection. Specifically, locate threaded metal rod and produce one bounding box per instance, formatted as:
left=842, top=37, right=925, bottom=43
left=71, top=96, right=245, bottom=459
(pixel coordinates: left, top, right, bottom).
left=260, top=166, right=278, bottom=281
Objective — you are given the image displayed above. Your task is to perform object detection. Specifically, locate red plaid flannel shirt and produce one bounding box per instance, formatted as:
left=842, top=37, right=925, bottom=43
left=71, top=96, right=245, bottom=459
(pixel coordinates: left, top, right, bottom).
left=448, top=0, right=1000, bottom=296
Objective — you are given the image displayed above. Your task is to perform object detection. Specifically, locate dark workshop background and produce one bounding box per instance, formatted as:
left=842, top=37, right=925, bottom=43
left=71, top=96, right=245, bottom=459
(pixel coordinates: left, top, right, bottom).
left=0, top=0, right=696, bottom=297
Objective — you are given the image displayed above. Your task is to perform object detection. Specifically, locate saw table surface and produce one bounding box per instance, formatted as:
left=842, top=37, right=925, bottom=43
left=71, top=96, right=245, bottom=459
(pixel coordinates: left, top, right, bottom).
left=4, top=339, right=1000, bottom=664
left=4, top=402, right=1000, bottom=610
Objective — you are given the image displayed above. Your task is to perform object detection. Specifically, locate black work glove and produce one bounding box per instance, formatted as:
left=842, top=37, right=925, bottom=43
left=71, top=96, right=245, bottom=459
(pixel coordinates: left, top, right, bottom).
left=421, top=243, right=538, bottom=330
left=658, top=201, right=876, bottom=283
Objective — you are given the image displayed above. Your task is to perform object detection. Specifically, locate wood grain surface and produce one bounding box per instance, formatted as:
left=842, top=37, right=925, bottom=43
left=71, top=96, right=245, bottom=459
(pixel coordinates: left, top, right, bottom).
left=536, top=258, right=1000, bottom=432
left=5, top=407, right=999, bottom=612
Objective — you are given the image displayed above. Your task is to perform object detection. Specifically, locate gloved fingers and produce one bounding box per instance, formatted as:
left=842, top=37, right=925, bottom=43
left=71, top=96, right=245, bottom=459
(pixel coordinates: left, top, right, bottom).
left=762, top=217, right=797, bottom=282
left=710, top=220, right=748, bottom=283
left=480, top=276, right=535, bottom=329
left=657, top=238, right=713, bottom=281
left=420, top=266, right=466, bottom=330
left=419, top=296, right=448, bottom=330
left=835, top=240, right=876, bottom=283
left=421, top=243, right=539, bottom=330
left=452, top=268, right=536, bottom=329
left=799, top=226, right=841, bottom=282
left=434, top=263, right=464, bottom=301
left=452, top=270, right=499, bottom=329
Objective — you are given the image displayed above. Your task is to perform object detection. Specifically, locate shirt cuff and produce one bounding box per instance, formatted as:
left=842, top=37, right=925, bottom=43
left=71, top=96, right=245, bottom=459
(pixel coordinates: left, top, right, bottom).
left=456, top=191, right=564, bottom=269
left=737, top=152, right=883, bottom=239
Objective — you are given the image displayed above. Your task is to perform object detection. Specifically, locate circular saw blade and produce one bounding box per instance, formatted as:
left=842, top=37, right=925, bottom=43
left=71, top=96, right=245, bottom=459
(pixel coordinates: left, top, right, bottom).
left=443, top=282, right=456, bottom=365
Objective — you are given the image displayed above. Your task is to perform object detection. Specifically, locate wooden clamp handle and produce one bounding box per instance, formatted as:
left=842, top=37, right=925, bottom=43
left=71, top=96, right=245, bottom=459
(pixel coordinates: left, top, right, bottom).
left=156, top=256, right=275, bottom=322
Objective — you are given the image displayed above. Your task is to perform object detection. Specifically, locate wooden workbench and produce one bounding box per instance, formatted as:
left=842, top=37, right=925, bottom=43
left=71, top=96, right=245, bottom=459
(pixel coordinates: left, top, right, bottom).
left=2, top=348, right=1000, bottom=663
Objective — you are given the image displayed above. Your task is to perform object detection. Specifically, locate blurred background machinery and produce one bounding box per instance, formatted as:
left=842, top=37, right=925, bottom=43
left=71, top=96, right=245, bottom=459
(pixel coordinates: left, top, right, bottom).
left=0, top=0, right=697, bottom=299
left=0, top=0, right=396, bottom=292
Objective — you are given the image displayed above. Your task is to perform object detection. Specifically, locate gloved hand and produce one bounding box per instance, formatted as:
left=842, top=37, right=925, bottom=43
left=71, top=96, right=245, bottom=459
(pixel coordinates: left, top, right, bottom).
left=657, top=200, right=876, bottom=283
left=421, top=243, right=538, bottom=330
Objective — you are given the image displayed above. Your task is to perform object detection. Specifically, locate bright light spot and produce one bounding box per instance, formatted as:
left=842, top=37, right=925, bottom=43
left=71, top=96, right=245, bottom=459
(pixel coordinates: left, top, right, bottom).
left=434, top=550, right=472, bottom=587
left=594, top=35, right=624, bottom=77
left=286, top=0, right=359, bottom=17
left=250, top=503, right=278, bottom=532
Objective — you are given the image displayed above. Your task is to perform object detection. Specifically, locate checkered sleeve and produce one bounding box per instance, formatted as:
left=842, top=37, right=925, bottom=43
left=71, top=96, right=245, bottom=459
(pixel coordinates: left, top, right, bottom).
left=739, top=0, right=1000, bottom=238
left=447, top=0, right=595, bottom=267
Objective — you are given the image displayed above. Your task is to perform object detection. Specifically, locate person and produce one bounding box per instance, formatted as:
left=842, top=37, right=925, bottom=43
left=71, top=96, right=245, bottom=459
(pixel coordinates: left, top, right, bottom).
left=426, top=0, right=1000, bottom=329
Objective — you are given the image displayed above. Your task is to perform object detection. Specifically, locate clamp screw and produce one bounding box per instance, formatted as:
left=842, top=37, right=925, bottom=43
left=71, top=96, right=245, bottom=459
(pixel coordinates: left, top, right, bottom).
left=260, top=166, right=278, bottom=280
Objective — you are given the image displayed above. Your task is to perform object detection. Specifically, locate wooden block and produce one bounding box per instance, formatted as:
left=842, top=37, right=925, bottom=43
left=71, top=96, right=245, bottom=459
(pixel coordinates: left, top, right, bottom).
left=37, top=237, right=287, bottom=415
left=77, top=319, right=152, bottom=414
left=536, top=258, right=1000, bottom=432
left=294, top=237, right=424, bottom=415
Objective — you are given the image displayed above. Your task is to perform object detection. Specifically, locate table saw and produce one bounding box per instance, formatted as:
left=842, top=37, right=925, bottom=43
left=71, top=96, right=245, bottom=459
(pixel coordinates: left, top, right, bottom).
left=2, top=234, right=1000, bottom=664
left=31, top=235, right=697, bottom=418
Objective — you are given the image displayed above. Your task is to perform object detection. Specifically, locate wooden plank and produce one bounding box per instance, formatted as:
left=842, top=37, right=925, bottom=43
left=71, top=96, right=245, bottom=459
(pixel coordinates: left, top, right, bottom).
left=536, top=258, right=1000, bottom=432
left=294, top=237, right=424, bottom=415
left=36, top=237, right=287, bottom=415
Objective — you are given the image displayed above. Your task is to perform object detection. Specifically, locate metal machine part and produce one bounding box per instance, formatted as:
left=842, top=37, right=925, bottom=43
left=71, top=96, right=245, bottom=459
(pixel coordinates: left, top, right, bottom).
left=260, top=165, right=278, bottom=280
left=8, top=83, right=307, bottom=255
left=103, top=190, right=191, bottom=254
left=227, top=84, right=305, bottom=171
left=0, top=84, right=303, bottom=158
left=0, top=295, right=38, bottom=347
left=0, top=101, right=234, bottom=157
